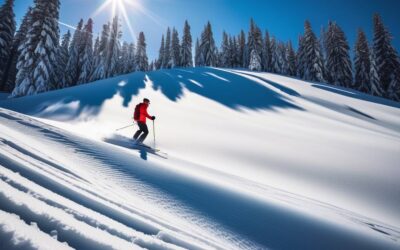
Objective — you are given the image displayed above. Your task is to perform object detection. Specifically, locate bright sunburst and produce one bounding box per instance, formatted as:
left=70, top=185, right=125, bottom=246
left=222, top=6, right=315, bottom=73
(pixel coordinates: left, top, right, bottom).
left=92, top=0, right=164, bottom=40
left=92, top=0, right=139, bottom=39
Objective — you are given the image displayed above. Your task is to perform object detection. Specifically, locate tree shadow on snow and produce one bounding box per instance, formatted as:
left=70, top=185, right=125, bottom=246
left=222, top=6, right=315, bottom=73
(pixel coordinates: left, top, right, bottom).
left=147, top=67, right=303, bottom=111
left=0, top=72, right=148, bottom=121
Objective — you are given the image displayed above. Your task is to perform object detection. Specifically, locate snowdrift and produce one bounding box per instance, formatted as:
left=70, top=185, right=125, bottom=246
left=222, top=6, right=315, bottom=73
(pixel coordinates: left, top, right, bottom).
left=0, top=67, right=399, bottom=249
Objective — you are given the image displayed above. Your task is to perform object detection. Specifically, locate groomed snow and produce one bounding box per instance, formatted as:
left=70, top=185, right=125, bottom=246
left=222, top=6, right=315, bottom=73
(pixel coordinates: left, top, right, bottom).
left=0, top=67, right=399, bottom=249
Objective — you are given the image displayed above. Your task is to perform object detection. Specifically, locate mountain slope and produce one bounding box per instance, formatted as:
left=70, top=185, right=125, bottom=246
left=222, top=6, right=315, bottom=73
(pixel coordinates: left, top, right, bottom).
left=0, top=67, right=399, bottom=249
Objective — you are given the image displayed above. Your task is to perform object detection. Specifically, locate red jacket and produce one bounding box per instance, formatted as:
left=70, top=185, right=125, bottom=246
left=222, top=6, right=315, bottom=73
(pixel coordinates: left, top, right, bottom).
left=137, top=103, right=152, bottom=123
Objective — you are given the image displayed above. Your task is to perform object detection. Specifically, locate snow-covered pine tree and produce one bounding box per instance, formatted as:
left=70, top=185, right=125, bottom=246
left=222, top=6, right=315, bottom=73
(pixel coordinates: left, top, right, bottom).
left=12, top=0, right=60, bottom=97
left=220, top=31, right=230, bottom=67
left=324, top=21, right=352, bottom=87
left=230, top=36, right=239, bottom=68
left=0, top=0, right=16, bottom=89
left=388, top=60, right=400, bottom=101
left=106, top=16, right=122, bottom=78
left=239, top=30, right=246, bottom=68
left=170, top=28, right=181, bottom=68
left=215, top=49, right=223, bottom=68
left=63, top=19, right=84, bottom=87
left=135, top=32, right=148, bottom=71
left=270, top=37, right=280, bottom=73
left=287, top=41, right=297, bottom=76
left=126, top=42, right=136, bottom=73
left=369, top=49, right=383, bottom=97
left=119, top=41, right=129, bottom=74
left=157, top=35, right=165, bottom=69
left=247, top=18, right=263, bottom=69
left=90, top=22, right=110, bottom=81
left=198, top=21, right=217, bottom=66
left=55, top=31, right=71, bottom=89
left=2, top=6, right=32, bottom=92
left=354, top=29, right=371, bottom=93
left=180, top=20, right=193, bottom=67
left=278, top=42, right=289, bottom=75
left=194, top=38, right=200, bottom=67
left=249, top=49, right=262, bottom=71
left=373, top=14, right=400, bottom=99
left=93, top=36, right=100, bottom=59
left=296, top=35, right=305, bottom=78
left=300, top=20, right=325, bottom=82
left=164, top=27, right=171, bottom=68
left=262, top=31, right=272, bottom=72
left=78, top=18, right=93, bottom=84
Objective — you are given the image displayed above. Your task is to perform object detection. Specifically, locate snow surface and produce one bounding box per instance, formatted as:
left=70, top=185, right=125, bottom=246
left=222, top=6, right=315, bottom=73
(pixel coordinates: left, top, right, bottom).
left=0, top=67, right=399, bottom=249
left=0, top=92, right=9, bottom=101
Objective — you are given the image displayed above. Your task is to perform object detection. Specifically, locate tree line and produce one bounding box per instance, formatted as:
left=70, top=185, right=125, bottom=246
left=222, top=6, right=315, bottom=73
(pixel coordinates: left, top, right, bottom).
left=189, top=17, right=400, bottom=101
left=0, top=0, right=399, bottom=102
left=0, top=0, right=148, bottom=97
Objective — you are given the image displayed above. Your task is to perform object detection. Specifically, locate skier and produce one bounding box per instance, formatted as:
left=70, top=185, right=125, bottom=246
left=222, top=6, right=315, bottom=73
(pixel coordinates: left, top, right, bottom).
left=133, top=98, right=156, bottom=144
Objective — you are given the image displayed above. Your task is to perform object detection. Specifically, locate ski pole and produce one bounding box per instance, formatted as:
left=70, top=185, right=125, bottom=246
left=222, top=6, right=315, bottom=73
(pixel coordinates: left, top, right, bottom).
left=116, top=123, right=135, bottom=131
left=152, top=120, right=156, bottom=149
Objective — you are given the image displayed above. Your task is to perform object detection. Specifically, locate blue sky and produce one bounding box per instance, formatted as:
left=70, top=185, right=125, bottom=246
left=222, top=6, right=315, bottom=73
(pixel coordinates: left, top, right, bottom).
left=6, top=0, right=400, bottom=61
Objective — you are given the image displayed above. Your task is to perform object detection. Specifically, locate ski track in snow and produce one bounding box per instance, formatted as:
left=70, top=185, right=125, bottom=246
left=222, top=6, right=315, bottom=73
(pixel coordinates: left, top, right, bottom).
left=0, top=68, right=399, bottom=249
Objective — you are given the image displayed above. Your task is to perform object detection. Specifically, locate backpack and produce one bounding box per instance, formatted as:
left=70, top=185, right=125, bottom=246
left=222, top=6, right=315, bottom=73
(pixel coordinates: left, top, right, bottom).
left=134, top=103, right=142, bottom=121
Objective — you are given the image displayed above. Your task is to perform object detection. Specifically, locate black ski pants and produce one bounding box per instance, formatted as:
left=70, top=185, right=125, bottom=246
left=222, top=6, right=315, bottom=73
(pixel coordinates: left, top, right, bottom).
left=133, top=122, right=149, bottom=143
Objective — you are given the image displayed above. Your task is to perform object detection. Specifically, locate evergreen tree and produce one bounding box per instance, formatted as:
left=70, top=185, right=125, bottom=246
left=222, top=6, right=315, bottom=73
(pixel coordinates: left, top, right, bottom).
left=249, top=49, right=262, bottom=71
left=373, top=14, right=400, bottom=99
left=354, top=29, right=371, bottom=93
left=91, top=22, right=110, bottom=81
left=287, top=41, right=297, bottom=76
left=63, top=19, right=84, bottom=86
left=221, top=31, right=230, bottom=67
left=194, top=38, right=200, bottom=66
left=0, top=0, right=16, bottom=90
left=239, top=30, right=246, bottom=68
left=2, top=6, right=32, bottom=92
left=198, top=21, right=217, bottom=66
left=106, top=16, right=122, bottom=77
left=180, top=20, right=193, bottom=67
left=370, top=49, right=383, bottom=96
left=78, top=18, right=93, bottom=84
left=126, top=42, right=136, bottom=73
left=262, top=31, right=272, bottom=72
left=170, top=27, right=180, bottom=68
left=12, top=0, right=60, bottom=97
left=135, top=32, right=148, bottom=71
left=164, top=27, right=171, bottom=68
left=299, top=20, right=325, bottom=82
left=388, top=63, right=400, bottom=101
left=93, top=36, right=100, bottom=59
left=277, top=42, right=288, bottom=75
left=119, top=41, right=129, bottom=74
left=297, top=35, right=305, bottom=78
left=324, top=21, right=352, bottom=87
left=270, top=37, right=280, bottom=73
left=230, top=36, right=239, bottom=68
left=157, top=35, right=165, bottom=69
left=247, top=18, right=263, bottom=68
left=56, top=31, right=71, bottom=89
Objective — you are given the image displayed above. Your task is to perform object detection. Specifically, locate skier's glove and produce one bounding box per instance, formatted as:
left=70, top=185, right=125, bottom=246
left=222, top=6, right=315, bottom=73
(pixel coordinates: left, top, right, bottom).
left=152, top=116, right=156, bottom=120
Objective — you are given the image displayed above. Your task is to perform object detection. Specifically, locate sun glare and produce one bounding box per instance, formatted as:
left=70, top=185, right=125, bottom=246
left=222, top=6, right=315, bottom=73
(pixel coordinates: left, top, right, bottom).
left=91, top=0, right=164, bottom=40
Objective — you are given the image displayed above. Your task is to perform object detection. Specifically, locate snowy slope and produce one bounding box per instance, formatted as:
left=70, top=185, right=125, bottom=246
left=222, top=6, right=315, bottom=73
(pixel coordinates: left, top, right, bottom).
left=0, top=67, right=399, bottom=249
left=0, top=92, right=9, bottom=101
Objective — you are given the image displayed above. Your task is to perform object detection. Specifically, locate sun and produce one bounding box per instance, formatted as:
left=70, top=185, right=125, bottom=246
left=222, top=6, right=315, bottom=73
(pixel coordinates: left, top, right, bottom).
left=92, top=0, right=143, bottom=40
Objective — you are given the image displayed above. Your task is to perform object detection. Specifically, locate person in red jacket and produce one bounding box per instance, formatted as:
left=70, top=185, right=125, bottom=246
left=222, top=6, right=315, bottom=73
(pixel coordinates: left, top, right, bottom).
left=133, top=98, right=155, bottom=144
